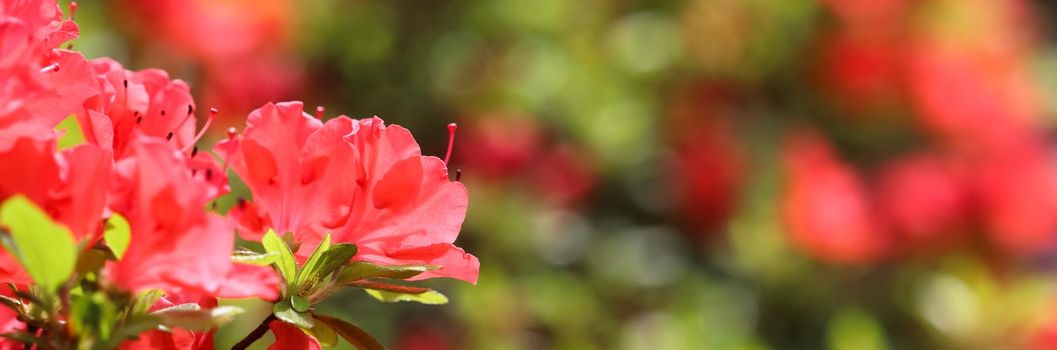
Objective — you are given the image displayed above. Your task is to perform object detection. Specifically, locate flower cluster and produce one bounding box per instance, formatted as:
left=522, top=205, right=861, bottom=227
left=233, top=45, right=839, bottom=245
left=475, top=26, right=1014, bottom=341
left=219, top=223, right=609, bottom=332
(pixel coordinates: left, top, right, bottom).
left=0, top=1, right=477, bottom=348
left=785, top=0, right=1057, bottom=264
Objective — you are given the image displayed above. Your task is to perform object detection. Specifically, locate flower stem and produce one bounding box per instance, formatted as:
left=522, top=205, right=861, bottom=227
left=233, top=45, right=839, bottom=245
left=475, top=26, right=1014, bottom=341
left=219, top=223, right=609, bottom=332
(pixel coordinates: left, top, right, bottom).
left=232, top=314, right=277, bottom=350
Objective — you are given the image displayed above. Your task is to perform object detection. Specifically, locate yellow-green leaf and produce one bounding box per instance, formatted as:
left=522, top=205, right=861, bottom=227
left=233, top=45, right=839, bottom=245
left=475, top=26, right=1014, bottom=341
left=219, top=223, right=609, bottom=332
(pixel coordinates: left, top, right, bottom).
left=364, top=289, right=448, bottom=305
left=231, top=249, right=280, bottom=266
left=103, top=213, right=130, bottom=259
left=262, top=229, right=297, bottom=289
left=56, top=115, right=85, bottom=150
left=308, top=317, right=339, bottom=347
left=0, top=196, right=77, bottom=292
left=273, top=299, right=314, bottom=329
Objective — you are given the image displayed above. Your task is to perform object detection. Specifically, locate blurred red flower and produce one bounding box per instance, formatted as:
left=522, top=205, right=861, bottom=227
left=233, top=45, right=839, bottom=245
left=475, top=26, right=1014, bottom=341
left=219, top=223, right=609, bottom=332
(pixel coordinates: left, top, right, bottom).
left=117, top=0, right=293, bottom=63
left=396, top=322, right=452, bottom=350
left=906, top=44, right=1040, bottom=146
left=456, top=116, right=597, bottom=207
left=973, top=138, right=1057, bottom=255
left=666, top=83, right=744, bottom=235
left=114, top=0, right=304, bottom=127
left=816, top=34, right=904, bottom=112
left=875, top=153, right=969, bottom=252
left=782, top=132, right=888, bottom=264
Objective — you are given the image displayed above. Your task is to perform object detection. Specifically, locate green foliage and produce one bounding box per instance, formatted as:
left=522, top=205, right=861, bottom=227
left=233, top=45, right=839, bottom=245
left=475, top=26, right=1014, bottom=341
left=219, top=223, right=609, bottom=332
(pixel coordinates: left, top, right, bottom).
left=365, top=289, right=449, bottom=305
left=308, top=320, right=339, bottom=347
left=274, top=298, right=315, bottom=329
left=69, top=291, right=117, bottom=342
left=295, top=244, right=357, bottom=296
left=0, top=195, right=77, bottom=293
left=262, top=229, right=299, bottom=291
left=55, top=114, right=86, bottom=150
left=232, top=248, right=281, bottom=266
left=827, top=309, right=888, bottom=350
left=291, top=295, right=310, bottom=313
left=338, top=262, right=437, bottom=282
left=103, top=213, right=130, bottom=260
left=313, top=314, right=384, bottom=350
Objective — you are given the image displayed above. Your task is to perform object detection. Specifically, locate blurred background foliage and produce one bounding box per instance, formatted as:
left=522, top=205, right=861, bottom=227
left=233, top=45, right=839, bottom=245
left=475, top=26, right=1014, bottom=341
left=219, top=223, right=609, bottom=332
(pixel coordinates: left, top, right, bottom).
left=67, top=0, right=1057, bottom=348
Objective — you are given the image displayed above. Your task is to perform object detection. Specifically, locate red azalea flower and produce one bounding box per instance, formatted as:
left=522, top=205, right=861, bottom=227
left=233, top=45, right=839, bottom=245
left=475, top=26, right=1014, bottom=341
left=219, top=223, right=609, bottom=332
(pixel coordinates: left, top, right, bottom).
left=116, top=0, right=294, bottom=64
left=218, top=101, right=479, bottom=283
left=973, top=137, right=1057, bottom=255
left=456, top=116, right=597, bottom=207
left=905, top=43, right=1040, bottom=146
left=781, top=132, right=888, bottom=264
left=899, top=0, right=1039, bottom=147
left=268, top=319, right=320, bottom=350
left=0, top=128, right=110, bottom=283
left=78, top=58, right=199, bottom=159
left=665, top=82, right=744, bottom=235
left=526, top=144, right=597, bottom=208
left=815, top=33, right=904, bottom=113
left=0, top=1, right=95, bottom=128
left=75, top=58, right=231, bottom=198
left=822, top=0, right=911, bottom=29
left=1027, top=312, right=1057, bottom=350
left=396, top=322, right=452, bottom=350
left=875, top=153, right=969, bottom=253
left=107, top=133, right=276, bottom=298
left=455, top=117, right=541, bottom=180
left=114, top=0, right=303, bottom=126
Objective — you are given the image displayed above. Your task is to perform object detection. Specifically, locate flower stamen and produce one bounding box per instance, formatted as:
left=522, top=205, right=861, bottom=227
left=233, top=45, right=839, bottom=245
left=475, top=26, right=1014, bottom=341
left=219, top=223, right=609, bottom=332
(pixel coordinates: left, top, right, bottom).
left=40, top=62, right=59, bottom=73
left=445, top=123, right=457, bottom=165
left=181, top=108, right=217, bottom=152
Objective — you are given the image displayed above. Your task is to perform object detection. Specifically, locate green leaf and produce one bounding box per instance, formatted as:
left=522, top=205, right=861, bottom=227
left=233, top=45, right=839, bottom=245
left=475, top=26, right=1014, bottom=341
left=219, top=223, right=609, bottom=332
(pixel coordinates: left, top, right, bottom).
left=337, top=262, right=437, bottom=283
left=313, top=314, right=385, bottom=350
left=231, top=248, right=280, bottom=266
left=294, top=234, right=332, bottom=290
left=152, top=304, right=244, bottom=331
left=364, top=289, right=448, bottom=305
left=262, top=229, right=298, bottom=289
left=291, top=295, right=310, bottom=313
left=308, top=317, right=339, bottom=348
left=0, top=196, right=77, bottom=292
left=828, top=308, right=887, bottom=350
left=56, top=114, right=85, bottom=150
left=75, top=247, right=107, bottom=277
left=273, top=299, right=314, bottom=329
left=346, top=280, right=431, bottom=294
left=131, top=289, right=165, bottom=315
left=103, top=213, right=130, bottom=259
left=297, top=243, right=357, bottom=296
left=70, top=292, right=118, bottom=340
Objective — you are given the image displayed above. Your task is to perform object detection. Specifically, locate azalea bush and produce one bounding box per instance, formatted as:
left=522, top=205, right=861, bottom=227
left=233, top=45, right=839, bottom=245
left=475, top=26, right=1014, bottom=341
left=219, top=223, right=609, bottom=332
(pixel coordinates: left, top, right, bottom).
left=9, top=0, right=1057, bottom=349
left=0, top=1, right=476, bottom=349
